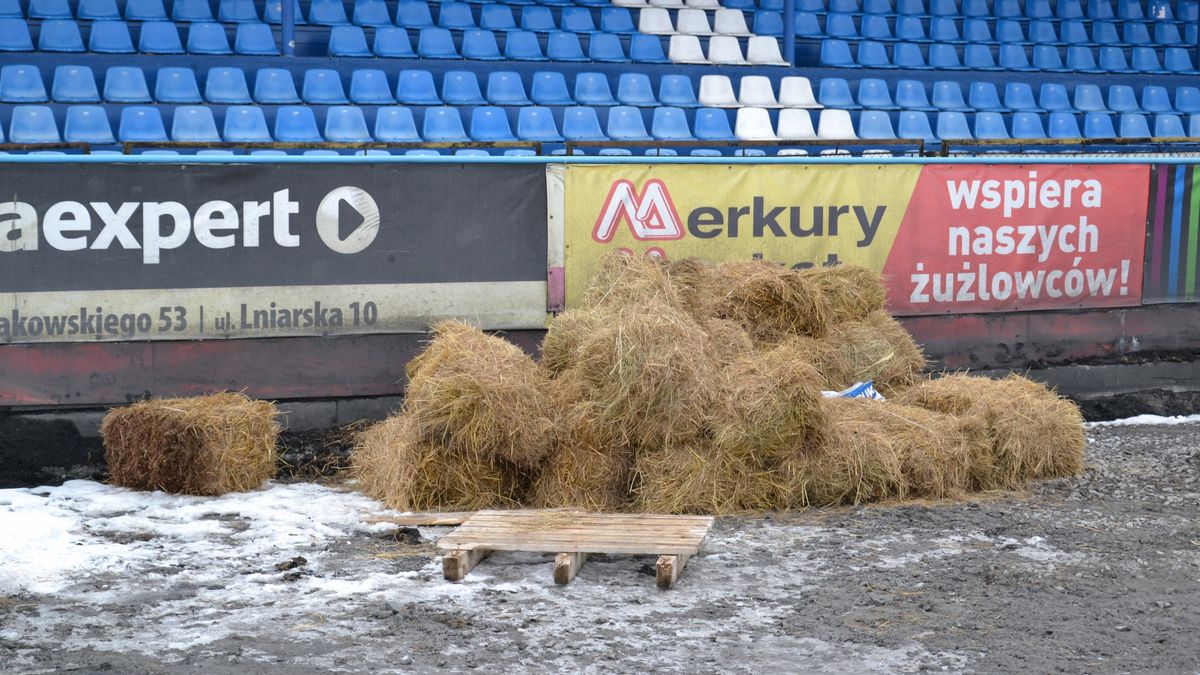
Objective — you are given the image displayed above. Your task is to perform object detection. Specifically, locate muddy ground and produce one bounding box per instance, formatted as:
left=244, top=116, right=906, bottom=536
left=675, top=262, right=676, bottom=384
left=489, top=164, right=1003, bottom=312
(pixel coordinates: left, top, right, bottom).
left=2, top=419, right=1199, bottom=674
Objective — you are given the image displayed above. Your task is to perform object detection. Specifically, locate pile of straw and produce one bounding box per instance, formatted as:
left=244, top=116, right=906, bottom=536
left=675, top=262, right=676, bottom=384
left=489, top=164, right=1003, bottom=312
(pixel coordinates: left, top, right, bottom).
left=716, top=260, right=832, bottom=343
left=101, top=392, right=278, bottom=496
left=781, top=311, right=927, bottom=396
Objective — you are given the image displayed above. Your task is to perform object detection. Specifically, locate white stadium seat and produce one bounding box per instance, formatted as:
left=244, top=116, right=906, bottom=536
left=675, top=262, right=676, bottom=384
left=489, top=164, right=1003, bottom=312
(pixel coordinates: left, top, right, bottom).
left=738, top=75, right=780, bottom=108
left=747, top=35, right=788, bottom=65
left=817, top=108, right=858, bottom=139
left=714, top=8, right=751, bottom=36
left=669, top=34, right=708, bottom=63
left=778, top=76, right=822, bottom=108
left=685, top=0, right=721, bottom=8
left=735, top=107, right=779, bottom=140
left=777, top=148, right=810, bottom=155
left=612, top=0, right=648, bottom=7
left=698, top=74, right=738, bottom=107
left=776, top=108, right=817, bottom=139
left=638, top=7, right=675, bottom=34
left=676, top=8, right=714, bottom=34
left=650, top=0, right=685, bottom=6
left=707, top=35, right=747, bottom=65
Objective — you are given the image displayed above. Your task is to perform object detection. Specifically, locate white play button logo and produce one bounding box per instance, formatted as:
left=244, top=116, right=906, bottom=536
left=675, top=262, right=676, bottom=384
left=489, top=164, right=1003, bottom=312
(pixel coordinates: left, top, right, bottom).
left=315, top=186, right=380, bottom=254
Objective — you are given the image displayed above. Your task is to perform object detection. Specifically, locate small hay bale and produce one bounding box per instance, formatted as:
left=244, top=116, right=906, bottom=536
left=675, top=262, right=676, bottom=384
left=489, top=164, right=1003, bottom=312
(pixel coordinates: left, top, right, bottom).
left=780, top=311, right=926, bottom=396
left=715, top=260, right=832, bottom=343
left=664, top=257, right=720, bottom=320
left=582, top=250, right=681, bottom=310
left=404, top=320, right=555, bottom=470
left=528, top=402, right=634, bottom=511
left=573, top=301, right=720, bottom=449
left=700, top=318, right=755, bottom=367
left=540, top=308, right=608, bottom=376
left=711, top=345, right=827, bottom=464
left=100, top=392, right=278, bottom=496
left=894, top=374, right=1085, bottom=489
left=351, top=413, right=525, bottom=512
left=798, top=264, right=887, bottom=324
left=633, top=441, right=783, bottom=515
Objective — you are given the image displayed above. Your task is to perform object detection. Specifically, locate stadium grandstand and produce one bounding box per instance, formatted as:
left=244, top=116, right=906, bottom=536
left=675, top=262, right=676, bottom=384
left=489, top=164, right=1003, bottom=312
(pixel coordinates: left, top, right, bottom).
left=0, top=0, right=1197, bottom=155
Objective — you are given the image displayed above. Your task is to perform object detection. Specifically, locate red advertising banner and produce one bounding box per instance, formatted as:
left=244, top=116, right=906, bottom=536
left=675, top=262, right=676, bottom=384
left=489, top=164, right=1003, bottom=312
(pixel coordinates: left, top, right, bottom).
left=884, top=164, right=1149, bottom=315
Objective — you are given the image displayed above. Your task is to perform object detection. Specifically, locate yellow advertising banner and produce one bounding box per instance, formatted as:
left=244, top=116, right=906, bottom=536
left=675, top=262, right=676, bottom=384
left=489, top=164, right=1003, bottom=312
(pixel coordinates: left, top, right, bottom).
left=563, top=164, right=923, bottom=307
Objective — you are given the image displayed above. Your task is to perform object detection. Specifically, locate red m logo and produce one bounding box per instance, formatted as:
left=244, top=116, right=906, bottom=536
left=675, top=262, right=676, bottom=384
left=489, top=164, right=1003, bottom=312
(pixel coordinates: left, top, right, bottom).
left=592, top=179, right=685, bottom=243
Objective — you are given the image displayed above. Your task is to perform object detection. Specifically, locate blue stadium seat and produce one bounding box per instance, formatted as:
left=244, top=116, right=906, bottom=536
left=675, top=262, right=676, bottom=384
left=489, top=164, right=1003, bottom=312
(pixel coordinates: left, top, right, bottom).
left=659, top=74, right=698, bottom=108
left=263, top=0, right=303, bottom=23
left=28, top=0, right=68, bottom=18
left=437, top=2, right=475, bottom=29
left=929, top=0, right=957, bottom=15
left=862, top=0, right=893, bottom=12
left=1066, top=46, right=1104, bottom=72
left=118, top=106, right=167, bottom=142
left=1180, top=0, right=1199, bottom=21
left=1107, top=84, right=1141, bottom=113
left=0, top=65, right=46, bottom=102
left=1027, top=20, right=1058, bottom=45
left=396, top=69, right=439, bottom=104
left=301, top=150, right=340, bottom=156
left=470, top=107, right=516, bottom=142
left=936, top=111, right=972, bottom=139
left=1191, top=115, right=1200, bottom=137
left=173, top=0, right=213, bottom=21
left=352, top=0, right=390, bottom=26
left=1154, top=114, right=1185, bottom=137
left=405, top=149, right=442, bottom=156
left=1047, top=111, right=1082, bottom=138
left=219, top=0, right=259, bottom=22
left=1098, top=46, right=1135, bottom=72
left=1072, top=84, right=1106, bottom=112
left=252, top=67, right=297, bottom=103
left=78, top=0, right=120, bottom=19
left=308, top=0, right=349, bottom=25
left=606, top=106, right=651, bottom=141
left=171, top=105, right=219, bottom=141
left=895, top=79, right=934, bottom=110
left=650, top=107, right=693, bottom=140
left=894, top=16, right=928, bottom=42
left=328, top=25, right=370, bottom=56
left=274, top=106, right=322, bottom=142
left=617, top=73, right=656, bottom=107
left=588, top=32, right=628, bottom=62
left=929, top=43, right=965, bottom=69
left=1059, top=20, right=1089, bottom=46
left=964, top=44, right=1000, bottom=70
left=517, top=106, right=563, bottom=141
left=396, top=1, right=432, bottom=27
left=88, top=20, right=135, bottom=52
left=562, top=106, right=607, bottom=140
left=898, top=110, right=936, bottom=143
left=1004, top=82, right=1042, bottom=111
left=819, top=77, right=859, bottom=109
left=206, top=66, right=250, bottom=103
left=794, top=12, right=821, bottom=38
left=962, top=0, right=989, bottom=15
left=929, top=17, right=962, bottom=44
left=373, top=27, right=415, bottom=57
left=968, top=82, right=1005, bottom=112
left=546, top=31, right=586, bottom=61
left=124, top=0, right=166, bottom=20
left=1091, top=20, right=1120, bottom=45
left=423, top=106, right=469, bottom=142
left=63, top=105, right=114, bottom=143
left=1142, top=86, right=1174, bottom=114
left=1123, top=21, right=1151, bottom=45
left=223, top=105, right=271, bottom=141
left=374, top=107, right=420, bottom=142
left=520, top=5, right=555, bottom=31
left=820, top=39, right=860, bottom=68
left=1032, top=45, right=1069, bottom=72
left=974, top=112, right=1009, bottom=139
left=462, top=28, right=503, bottom=60
left=994, top=19, right=1026, bottom=44
left=531, top=71, right=572, bottom=105
left=932, top=80, right=970, bottom=111
left=599, top=7, right=635, bottom=33
left=1178, top=86, right=1200, bottom=114
left=575, top=72, right=616, bottom=106
left=52, top=65, right=98, bottom=102
left=857, top=41, right=893, bottom=68
left=1165, top=47, right=1200, bottom=74
left=1013, top=112, right=1049, bottom=138
left=1058, top=0, right=1085, bottom=18
left=481, top=5, right=516, bottom=30
left=560, top=7, right=596, bottom=32
left=139, top=21, right=184, bottom=54
left=860, top=14, right=893, bottom=41
left=188, top=22, right=233, bottom=54
left=830, top=0, right=859, bottom=13
left=858, top=78, right=898, bottom=110
left=859, top=110, right=897, bottom=139
left=248, top=150, right=286, bottom=156
left=350, top=69, right=394, bottom=104
left=629, top=34, right=668, bottom=63
left=1083, top=111, right=1116, bottom=137
left=234, top=22, right=277, bottom=55
left=1132, top=47, right=1167, bottom=73
left=438, top=71, right=482, bottom=105
left=324, top=106, right=371, bottom=142
left=504, top=30, right=546, bottom=60
left=10, top=106, right=59, bottom=142
left=1040, top=83, right=1076, bottom=111
left=1119, top=113, right=1151, bottom=138
left=303, top=69, right=347, bottom=104
left=487, top=71, right=531, bottom=105
left=826, top=12, right=859, bottom=39
left=754, top=11, right=783, bottom=37
left=417, top=27, right=458, bottom=58
left=1088, top=0, right=1115, bottom=19
left=155, top=67, right=201, bottom=103
left=993, top=0, right=1021, bottom=16
left=962, top=18, right=994, bottom=44
left=693, top=107, right=734, bottom=140
left=103, top=66, right=150, bottom=102
left=454, top=149, right=491, bottom=157
left=38, top=20, right=85, bottom=52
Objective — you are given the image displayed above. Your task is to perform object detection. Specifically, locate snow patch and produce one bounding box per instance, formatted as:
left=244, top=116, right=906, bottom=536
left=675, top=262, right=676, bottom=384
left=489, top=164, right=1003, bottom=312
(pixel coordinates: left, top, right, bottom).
left=1086, top=413, right=1200, bottom=428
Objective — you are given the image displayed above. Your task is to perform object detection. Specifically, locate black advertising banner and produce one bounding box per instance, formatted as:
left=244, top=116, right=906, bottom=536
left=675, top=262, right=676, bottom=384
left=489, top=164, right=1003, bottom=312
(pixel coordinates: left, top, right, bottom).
left=0, top=162, right=548, bottom=342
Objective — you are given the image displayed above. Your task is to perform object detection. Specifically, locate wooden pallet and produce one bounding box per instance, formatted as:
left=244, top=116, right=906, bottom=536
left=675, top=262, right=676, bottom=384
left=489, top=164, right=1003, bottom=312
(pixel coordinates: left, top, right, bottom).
left=361, top=511, right=475, bottom=527
left=436, top=510, right=714, bottom=589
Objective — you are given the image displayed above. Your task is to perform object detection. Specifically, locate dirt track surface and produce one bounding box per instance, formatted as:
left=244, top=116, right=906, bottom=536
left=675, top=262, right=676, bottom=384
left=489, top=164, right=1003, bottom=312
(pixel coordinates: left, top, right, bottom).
left=2, top=419, right=1199, bottom=674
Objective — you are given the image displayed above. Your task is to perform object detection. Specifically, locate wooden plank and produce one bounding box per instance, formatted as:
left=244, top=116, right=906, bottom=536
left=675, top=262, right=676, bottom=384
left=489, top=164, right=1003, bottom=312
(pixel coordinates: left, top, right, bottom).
left=553, top=552, right=588, bottom=585
left=362, top=512, right=475, bottom=527
left=442, top=548, right=490, bottom=581
left=656, top=553, right=690, bottom=589
left=437, top=540, right=702, bottom=556
left=436, top=510, right=714, bottom=557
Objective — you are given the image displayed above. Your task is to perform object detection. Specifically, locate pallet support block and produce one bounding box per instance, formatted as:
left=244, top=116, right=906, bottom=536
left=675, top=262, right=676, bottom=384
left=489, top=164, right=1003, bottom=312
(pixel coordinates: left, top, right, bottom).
left=443, top=548, right=490, bottom=581
left=553, top=551, right=589, bottom=585
left=656, top=553, right=690, bottom=589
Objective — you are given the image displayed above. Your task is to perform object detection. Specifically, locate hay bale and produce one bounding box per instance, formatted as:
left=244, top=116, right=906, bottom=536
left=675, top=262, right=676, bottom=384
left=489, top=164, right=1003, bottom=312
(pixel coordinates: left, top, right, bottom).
left=540, top=308, right=608, bottom=375
left=528, top=401, right=634, bottom=511
left=352, top=414, right=525, bottom=511
left=798, top=264, right=887, bottom=324
left=633, top=441, right=783, bottom=514
left=779, top=311, right=926, bottom=396
left=404, top=320, right=555, bottom=470
left=715, top=260, right=832, bottom=343
left=664, top=257, right=720, bottom=320
left=711, top=344, right=827, bottom=463
left=700, top=318, right=755, bottom=367
left=100, top=392, right=278, bottom=496
left=582, top=250, right=681, bottom=310
left=572, top=301, right=720, bottom=449
left=894, top=374, right=1085, bottom=489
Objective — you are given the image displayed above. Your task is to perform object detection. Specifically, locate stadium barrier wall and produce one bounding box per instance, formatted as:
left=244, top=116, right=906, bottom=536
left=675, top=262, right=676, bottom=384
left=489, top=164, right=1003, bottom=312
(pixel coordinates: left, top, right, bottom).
left=0, top=155, right=1197, bottom=410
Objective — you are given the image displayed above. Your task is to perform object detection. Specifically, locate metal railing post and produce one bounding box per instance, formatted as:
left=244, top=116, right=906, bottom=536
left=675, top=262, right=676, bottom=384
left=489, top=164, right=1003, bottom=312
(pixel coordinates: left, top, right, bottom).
left=783, top=0, right=795, bottom=66
left=282, top=0, right=295, bottom=56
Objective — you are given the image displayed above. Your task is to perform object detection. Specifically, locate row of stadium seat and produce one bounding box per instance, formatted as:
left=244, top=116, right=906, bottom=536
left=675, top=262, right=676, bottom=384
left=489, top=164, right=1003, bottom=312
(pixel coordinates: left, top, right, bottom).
left=819, top=39, right=1198, bottom=73
left=6, top=103, right=1197, bottom=145
left=796, top=13, right=1197, bottom=45
left=775, top=0, right=1193, bottom=21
